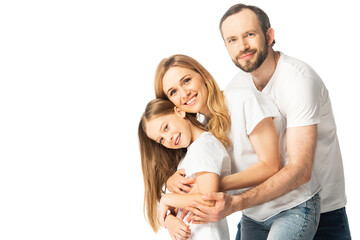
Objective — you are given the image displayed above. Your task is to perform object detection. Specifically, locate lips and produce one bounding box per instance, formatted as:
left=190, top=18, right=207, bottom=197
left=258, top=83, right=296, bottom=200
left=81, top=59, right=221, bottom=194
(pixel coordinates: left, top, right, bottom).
left=185, top=94, right=197, bottom=106
left=238, top=50, right=256, bottom=60
left=175, top=133, right=181, bottom=145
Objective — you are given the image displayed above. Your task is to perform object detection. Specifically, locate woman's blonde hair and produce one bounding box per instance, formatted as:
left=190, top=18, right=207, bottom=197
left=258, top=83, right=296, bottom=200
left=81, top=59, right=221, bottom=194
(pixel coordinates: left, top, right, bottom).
left=138, top=98, right=206, bottom=232
left=154, top=54, right=231, bottom=147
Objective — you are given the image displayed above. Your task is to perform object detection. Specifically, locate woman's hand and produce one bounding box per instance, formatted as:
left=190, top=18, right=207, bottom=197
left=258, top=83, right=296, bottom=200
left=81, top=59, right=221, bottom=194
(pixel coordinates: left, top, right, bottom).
left=165, top=214, right=191, bottom=240
left=166, top=169, right=196, bottom=194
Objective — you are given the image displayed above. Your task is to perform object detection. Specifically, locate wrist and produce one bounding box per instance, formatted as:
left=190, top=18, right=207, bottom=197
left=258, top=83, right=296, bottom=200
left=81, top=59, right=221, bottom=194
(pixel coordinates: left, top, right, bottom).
left=231, top=194, right=244, bottom=212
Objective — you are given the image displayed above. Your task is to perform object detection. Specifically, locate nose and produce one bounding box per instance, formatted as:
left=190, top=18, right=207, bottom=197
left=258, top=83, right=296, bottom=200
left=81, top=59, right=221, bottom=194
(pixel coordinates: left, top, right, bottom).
left=237, top=38, right=249, bottom=53
left=164, top=132, right=173, bottom=144
left=180, top=87, right=191, bottom=101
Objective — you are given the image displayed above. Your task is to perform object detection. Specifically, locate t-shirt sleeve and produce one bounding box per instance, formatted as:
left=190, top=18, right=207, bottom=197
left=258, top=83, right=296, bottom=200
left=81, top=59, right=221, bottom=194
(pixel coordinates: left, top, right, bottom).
left=227, top=89, right=280, bottom=135
left=243, top=90, right=280, bottom=134
left=281, top=76, right=321, bottom=128
left=184, top=136, right=227, bottom=178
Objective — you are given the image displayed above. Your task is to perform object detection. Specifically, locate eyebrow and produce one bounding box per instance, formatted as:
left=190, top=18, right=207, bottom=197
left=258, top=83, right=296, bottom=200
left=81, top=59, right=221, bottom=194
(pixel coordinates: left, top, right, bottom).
left=166, top=74, right=190, bottom=96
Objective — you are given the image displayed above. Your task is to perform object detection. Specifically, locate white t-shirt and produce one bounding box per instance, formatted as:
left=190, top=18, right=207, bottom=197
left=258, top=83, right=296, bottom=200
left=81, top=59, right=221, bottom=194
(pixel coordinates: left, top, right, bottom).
left=224, top=88, right=320, bottom=221
left=177, top=132, right=231, bottom=240
left=226, top=52, right=346, bottom=213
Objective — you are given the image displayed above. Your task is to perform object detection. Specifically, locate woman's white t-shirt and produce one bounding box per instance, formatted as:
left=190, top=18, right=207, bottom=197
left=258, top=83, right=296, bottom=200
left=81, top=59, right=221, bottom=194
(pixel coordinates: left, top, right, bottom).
left=176, top=132, right=231, bottom=240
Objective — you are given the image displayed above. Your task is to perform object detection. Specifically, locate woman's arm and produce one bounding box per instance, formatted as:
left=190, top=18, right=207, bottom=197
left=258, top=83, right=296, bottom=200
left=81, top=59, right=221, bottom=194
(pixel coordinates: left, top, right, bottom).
left=161, top=172, right=219, bottom=209
left=220, top=117, right=280, bottom=191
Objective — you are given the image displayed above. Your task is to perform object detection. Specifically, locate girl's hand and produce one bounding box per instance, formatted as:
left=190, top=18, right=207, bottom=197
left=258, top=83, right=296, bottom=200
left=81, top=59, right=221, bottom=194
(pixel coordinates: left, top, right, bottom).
left=158, top=199, right=175, bottom=227
left=165, top=214, right=191, bottom=240
left=166, top=169, right=195, bottom=194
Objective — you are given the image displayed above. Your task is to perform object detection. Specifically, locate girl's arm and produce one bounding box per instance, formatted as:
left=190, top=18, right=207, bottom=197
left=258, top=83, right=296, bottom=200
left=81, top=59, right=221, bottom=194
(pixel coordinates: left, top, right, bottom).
left=220, top=117, right=281, bottom=191
left=161, top=172, right=219, bottom=209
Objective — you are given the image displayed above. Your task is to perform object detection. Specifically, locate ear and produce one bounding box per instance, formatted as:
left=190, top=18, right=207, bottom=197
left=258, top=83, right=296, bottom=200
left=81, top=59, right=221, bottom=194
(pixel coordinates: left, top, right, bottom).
left=174, top=106, right=186, bottom=119
left=266, top=28, right=275, bottom=46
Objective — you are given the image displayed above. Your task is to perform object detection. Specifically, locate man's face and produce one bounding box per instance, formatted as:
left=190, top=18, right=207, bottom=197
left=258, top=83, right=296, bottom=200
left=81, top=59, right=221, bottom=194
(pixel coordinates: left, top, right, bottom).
left=221, top=9, right=268, bottom=72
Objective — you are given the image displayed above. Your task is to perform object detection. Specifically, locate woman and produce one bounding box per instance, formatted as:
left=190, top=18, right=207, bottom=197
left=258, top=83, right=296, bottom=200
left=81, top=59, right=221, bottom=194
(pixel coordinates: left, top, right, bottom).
left=154, top=54, right=321, bottom=240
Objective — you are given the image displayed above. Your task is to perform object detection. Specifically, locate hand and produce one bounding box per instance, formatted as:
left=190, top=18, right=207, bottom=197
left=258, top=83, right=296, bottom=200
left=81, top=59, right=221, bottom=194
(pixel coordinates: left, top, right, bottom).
left=166, top=169, right=196, bottom=194
left=165, top=214, right=191, bottom=240
left=185, top=192, right=235, bottom=224
left=158, top=200, right=176, bottom=227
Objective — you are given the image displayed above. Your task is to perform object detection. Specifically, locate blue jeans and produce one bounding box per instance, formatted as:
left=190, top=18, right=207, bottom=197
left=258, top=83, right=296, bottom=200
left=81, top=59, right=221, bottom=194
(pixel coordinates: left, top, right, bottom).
left=235, top=194, right=320, bottom=240
left=313, top=207, right=351, bottom=240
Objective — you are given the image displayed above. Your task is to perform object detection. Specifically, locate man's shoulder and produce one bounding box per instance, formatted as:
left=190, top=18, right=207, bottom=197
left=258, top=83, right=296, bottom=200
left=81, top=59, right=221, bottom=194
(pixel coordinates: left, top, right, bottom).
left=225, top=70, right=253, bottom=92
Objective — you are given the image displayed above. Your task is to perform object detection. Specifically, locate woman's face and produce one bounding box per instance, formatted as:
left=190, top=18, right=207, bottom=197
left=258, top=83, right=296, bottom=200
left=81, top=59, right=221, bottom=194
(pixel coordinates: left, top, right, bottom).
left=145, top=113, right=193, bottom=149
left=162, top=67, right=209, bottom=115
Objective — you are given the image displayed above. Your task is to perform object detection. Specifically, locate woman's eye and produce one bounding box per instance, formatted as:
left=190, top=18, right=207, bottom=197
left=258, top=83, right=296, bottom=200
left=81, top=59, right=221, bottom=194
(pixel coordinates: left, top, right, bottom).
left=159, top=137, right=164, bottom=144
left=184, top=78, right=191, bottom=84
left=164, top=125, right=168, bottom=131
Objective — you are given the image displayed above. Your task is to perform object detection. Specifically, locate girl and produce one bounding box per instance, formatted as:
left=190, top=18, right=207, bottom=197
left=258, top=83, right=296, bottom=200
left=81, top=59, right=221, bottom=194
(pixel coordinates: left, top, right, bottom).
left=138, top=98, right=232, bottom=240
left=154, top=54, right=321, bottom=240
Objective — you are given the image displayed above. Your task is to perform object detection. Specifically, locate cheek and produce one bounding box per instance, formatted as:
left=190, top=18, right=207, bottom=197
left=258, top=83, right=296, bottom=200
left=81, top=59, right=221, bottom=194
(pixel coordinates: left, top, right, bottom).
left=169, top=96, right=180, bottom=106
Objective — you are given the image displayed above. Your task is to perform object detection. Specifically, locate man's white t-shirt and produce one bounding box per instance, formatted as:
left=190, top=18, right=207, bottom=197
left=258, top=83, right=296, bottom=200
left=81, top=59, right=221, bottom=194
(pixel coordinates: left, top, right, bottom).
left=226, top=52, right=346, bottom=213
left=224, top=88, right=320, bottom=221
left=177, top=132, right=231, bottom=240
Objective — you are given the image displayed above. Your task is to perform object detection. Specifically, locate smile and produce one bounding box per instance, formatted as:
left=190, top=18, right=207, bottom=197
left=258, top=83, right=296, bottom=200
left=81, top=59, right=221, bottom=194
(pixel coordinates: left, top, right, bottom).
left=185, top=94, right=197, bottom=106
left=239, top=51, right=256, bottom=60
left=175, top=134, right=181, bottom=145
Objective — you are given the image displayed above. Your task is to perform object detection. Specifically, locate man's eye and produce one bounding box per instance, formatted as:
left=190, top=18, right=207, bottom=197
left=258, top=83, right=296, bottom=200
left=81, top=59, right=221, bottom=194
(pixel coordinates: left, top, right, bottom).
left=247, top=33, right=255, bottom=37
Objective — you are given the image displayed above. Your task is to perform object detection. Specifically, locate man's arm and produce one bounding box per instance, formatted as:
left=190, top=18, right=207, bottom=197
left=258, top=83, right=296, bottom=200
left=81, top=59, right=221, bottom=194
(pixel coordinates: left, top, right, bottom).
left=186, top=125, right=317, bottom=223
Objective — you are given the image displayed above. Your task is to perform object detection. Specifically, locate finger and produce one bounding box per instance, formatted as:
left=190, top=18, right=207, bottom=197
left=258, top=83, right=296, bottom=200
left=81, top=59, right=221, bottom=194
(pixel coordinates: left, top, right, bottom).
left=179, top=184, right=192, bottom=193
left=181, top=178, right=196, bottom=185
left=179, top=209, right=189, bottom=219
left=186, top=212, right=205, bottom=223
left=177, top=168, right=186, bottom=176
left=188, top=201, right=211, bottom=217
left=191, top=220, right=208, bottom=224
left=202, top=192, right=223, bottom=201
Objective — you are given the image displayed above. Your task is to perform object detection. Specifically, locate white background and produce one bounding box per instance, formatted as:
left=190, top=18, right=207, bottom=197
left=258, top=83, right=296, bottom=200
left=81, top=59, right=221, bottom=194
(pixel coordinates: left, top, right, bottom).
left=0, top=0, right=359, bottom=239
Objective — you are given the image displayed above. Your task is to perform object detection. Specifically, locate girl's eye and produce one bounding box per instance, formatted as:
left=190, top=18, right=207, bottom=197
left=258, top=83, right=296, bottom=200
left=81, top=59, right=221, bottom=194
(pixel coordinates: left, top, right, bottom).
left=164, top=125, right=168, bottom=131
left=169, top=89, right=176, bottom=96
left=159, top=137, right=164, bottom=144
left=184, top=78, right=191, bottom=84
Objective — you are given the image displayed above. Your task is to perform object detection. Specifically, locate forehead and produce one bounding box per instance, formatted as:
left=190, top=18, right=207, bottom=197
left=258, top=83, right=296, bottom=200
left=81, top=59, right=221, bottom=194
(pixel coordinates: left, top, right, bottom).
left=163, top=67, right=193, bottom=88
left=221, top=9, right=262, bottom=37
left=145, top=114, right=173, bottom=141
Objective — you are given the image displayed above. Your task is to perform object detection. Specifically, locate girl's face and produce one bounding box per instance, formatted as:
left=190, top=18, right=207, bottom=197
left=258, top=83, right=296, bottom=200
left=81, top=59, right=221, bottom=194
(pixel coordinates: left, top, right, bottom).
left=145, top=111, right=193, bottom=149
left=162, top=67, right=209, bottom=116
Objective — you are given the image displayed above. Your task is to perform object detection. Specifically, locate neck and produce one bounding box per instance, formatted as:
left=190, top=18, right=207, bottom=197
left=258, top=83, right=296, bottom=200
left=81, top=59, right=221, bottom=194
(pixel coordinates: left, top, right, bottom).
left=190, top=123, right=206, bottom=144
left=251, top=49, right=279, bottom=91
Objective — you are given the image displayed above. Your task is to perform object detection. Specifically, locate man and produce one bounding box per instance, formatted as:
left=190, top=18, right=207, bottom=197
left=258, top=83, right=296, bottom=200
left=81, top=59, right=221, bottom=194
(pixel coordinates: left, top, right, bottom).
left=185, top=3, right=351, bottom=239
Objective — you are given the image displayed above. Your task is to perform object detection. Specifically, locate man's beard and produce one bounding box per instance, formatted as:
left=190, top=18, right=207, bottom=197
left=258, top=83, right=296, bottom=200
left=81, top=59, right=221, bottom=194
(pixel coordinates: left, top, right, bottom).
left=232, top=44, right=268, bottom=73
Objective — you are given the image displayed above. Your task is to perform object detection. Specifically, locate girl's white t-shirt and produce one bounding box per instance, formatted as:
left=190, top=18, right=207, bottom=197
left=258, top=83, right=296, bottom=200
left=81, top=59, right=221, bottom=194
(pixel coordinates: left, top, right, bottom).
left=224, top=88, right=320, bottom=221
left=177, top=132, right=231, bottom=240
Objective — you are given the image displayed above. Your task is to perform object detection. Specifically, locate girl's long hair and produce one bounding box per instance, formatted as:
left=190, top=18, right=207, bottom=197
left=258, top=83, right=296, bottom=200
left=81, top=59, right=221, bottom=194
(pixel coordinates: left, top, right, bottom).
left=154, top=54, right=231, bottom=147
left=138, top=98, right=206, bottom=232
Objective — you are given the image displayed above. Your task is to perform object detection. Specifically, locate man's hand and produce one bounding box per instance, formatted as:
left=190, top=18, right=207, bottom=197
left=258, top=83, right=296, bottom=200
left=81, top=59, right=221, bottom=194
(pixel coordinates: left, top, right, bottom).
left=185, top=192, right=237, bottom=224
left=166, top=169, right=196, bottom=194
